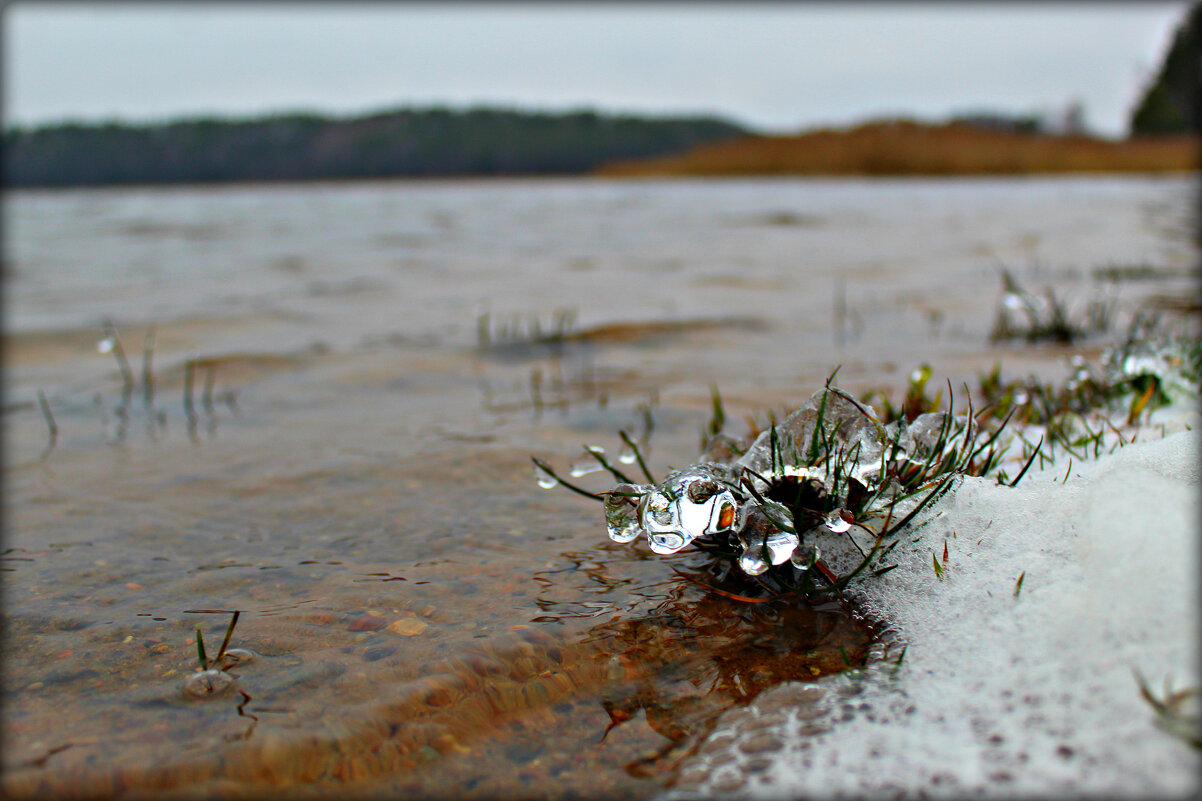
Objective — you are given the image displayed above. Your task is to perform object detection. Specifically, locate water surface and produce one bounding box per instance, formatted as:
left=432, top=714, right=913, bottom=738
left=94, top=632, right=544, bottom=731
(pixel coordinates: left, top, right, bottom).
left=3, top=175, right=1194, bottom=797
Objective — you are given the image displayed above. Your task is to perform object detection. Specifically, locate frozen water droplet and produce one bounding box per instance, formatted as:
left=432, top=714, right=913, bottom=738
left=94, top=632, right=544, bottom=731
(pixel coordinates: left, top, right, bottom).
left=790, top=544, right=821, bottom=570
left=604, top=484, right=648, bottom=544
left=97, top=337, right=115, bottom=354
left=617, top=442, right=637, bottom=464
left=825, top=510, right=851, bottom=534
left=1013, top=388, right=1030, bottom=405
left=765, top=528, right=799, bottom=565
left=1122, top=353, right=1163, bottom=378
left=738, top=546, right=769, bottom=575
left=184, top=668, right=234, bottom=697
left=634, top=466, right=740, bottom=553
left=648, top=531, right=687, bottom=554
left=569, top=446, right=608, bottom=476
left=644, top=490, right=676, bottom=527
left=736, top=506, right=780, bottom=575
left=533, top=464, right=559, bottom=489
left=685, top=479, right=721, bottom=504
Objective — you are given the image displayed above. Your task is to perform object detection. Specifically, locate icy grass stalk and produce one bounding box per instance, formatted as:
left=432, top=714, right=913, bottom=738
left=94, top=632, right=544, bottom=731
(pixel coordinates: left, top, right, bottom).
left=619, top=429, right=657, bottom=485
left=531, top=457, right=604, bottom=501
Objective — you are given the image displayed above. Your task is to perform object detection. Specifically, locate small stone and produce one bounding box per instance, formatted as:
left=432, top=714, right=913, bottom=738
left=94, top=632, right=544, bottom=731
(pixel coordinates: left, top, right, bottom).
left=388, top=616, right=429, bottom=637
left=348, top=614, right=388, bottom=632
left=364, top=645, right=397, bottom=662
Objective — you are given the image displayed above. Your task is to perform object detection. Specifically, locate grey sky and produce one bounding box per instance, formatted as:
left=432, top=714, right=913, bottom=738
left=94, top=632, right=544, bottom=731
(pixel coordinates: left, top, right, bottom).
left=4, top=2, right=1189, bottom=137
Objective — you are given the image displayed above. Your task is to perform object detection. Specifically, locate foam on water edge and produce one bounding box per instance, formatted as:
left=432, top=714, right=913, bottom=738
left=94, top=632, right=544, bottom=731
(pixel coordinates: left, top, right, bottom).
left=665, top=403, right=1200, bottom=799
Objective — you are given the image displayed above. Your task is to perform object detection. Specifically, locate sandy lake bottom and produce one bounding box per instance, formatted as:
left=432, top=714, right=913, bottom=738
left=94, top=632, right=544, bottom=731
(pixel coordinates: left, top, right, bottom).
left=2, top=175, right=1198, bottom=798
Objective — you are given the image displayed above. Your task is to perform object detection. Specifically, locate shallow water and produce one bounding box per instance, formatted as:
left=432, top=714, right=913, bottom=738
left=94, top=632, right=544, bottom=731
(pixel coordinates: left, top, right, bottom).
left=2, top=175, right=1195, bottom=798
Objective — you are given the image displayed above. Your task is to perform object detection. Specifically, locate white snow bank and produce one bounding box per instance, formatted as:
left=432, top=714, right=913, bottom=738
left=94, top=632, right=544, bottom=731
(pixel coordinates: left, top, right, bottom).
left=667, top=421, right=1200, bottom=799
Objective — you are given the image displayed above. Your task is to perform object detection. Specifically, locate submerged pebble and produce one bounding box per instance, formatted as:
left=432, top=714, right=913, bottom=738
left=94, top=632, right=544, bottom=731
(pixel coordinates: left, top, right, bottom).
left=388, top=616, right=429, bottom=637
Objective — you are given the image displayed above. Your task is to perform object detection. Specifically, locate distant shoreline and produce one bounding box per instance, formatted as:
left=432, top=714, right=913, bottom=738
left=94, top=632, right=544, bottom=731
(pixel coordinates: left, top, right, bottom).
left=1, top=106, right=745, bottom=190
left=6, top=109, right=1196, bottom=190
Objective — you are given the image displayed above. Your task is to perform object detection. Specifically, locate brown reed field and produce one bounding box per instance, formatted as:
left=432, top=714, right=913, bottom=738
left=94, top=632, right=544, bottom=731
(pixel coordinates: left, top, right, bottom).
left=595, top=119, right=1200, bottom=177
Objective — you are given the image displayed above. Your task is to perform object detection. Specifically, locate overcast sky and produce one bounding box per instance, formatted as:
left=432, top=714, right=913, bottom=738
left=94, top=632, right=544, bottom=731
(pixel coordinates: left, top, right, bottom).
left=3, top=2, right=1190, bottom=138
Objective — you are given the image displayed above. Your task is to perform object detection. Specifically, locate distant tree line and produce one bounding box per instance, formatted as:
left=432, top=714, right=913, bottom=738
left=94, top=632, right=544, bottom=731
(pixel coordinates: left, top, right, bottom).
left=3, top=106, right=747, bottom=188
left=1130, top=0, right=1201, bottom=135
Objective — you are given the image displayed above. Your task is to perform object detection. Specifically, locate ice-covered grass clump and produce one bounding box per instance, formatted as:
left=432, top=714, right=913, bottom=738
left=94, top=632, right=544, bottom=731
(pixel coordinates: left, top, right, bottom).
left=536, top=378, right=1009, bottom=600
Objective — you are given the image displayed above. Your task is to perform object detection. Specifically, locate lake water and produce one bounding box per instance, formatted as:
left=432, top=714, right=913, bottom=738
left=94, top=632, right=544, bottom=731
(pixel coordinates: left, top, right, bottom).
left=2, top=175, right=1195, bottom=798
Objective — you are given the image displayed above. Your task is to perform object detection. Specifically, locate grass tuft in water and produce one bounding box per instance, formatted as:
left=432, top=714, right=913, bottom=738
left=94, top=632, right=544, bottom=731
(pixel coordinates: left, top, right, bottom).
left=535, top=316, right=1199, bottom=606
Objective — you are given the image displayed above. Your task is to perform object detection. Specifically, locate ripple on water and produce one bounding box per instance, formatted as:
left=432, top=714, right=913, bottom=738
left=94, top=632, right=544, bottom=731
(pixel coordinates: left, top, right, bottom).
left=2, top=541, right=878, bottom=800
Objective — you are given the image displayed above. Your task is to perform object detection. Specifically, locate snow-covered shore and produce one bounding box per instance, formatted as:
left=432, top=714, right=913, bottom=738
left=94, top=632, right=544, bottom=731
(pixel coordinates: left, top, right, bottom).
left=667, top=406, right=1200, bottom=799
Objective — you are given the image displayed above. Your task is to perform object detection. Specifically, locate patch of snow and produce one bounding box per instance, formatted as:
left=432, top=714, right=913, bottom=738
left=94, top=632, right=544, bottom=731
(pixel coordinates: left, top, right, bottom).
left=667, top=418, right=1200, bottom=799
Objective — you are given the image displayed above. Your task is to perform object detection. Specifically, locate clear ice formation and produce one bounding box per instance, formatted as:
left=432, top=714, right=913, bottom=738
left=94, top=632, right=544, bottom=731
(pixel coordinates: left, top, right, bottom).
left=607, top=464, right=743, bottom=555
left=734, top=388, right=889, bottom=489
left=591, top=387, right=907, bottom=576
